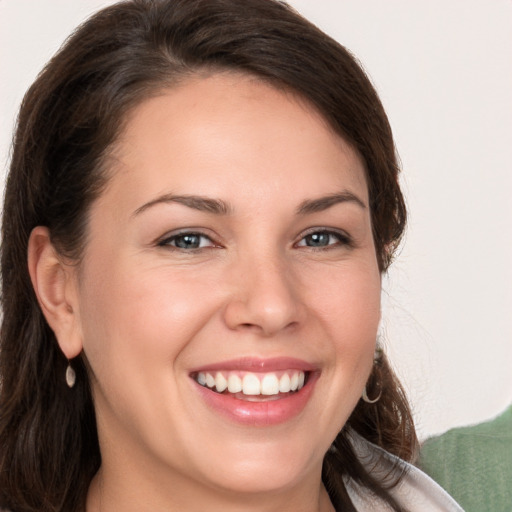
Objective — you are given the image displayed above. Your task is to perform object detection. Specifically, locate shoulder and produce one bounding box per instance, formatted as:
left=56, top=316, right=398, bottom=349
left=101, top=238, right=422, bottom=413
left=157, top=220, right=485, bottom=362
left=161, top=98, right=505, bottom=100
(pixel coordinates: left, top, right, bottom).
left=421, top=404, right=512, bottom=464
left=419, top=405, right=512, bottom=511
left=346, top=430, right=464, bottom=512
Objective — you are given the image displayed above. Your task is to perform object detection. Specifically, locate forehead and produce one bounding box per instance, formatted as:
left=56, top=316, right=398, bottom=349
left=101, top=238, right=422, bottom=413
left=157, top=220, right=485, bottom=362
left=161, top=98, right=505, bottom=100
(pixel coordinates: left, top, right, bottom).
left=103, top=73, right=368, bottom=212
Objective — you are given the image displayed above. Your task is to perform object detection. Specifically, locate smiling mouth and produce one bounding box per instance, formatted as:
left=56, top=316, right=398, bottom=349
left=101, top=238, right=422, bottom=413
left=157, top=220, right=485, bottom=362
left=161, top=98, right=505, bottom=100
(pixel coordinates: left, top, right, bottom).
left=192, top=370, right=308, bottom=401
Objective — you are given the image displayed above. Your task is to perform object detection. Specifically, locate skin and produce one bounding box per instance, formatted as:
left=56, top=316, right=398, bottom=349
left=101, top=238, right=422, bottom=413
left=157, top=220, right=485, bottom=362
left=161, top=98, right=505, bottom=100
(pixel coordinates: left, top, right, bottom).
left=29, top=73, right=381, bottom=511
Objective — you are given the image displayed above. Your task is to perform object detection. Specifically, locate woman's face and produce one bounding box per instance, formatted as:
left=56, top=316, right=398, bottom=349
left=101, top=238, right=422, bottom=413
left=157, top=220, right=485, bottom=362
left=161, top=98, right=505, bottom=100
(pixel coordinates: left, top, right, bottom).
left=73, top=74, right=381, bottom=500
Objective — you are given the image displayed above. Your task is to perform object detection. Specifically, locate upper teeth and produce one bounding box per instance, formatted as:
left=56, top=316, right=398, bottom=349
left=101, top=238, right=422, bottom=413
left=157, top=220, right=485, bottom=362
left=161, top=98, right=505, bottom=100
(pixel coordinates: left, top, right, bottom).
left=195, top=370, right=306, bottom=396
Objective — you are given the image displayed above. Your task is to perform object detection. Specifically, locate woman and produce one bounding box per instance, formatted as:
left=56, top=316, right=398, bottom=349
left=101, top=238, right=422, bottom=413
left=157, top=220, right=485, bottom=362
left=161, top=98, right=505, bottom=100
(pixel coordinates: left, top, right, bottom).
left=0, top=1, right=463, bottom=511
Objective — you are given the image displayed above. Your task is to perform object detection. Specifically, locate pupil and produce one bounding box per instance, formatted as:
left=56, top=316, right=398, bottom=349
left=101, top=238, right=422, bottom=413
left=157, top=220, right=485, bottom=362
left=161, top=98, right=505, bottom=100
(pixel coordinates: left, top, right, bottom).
left=176, top=234, right=200, bottom=249
left=307, top=233, right=329, bottom=246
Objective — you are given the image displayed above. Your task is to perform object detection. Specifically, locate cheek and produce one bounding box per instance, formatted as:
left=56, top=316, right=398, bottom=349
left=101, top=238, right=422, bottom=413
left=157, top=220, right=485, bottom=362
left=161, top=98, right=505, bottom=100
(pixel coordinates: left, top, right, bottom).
left=75, top=258, right=227, bottom=453
left=306, top=261, right=381, bottom=347
left=334, top=269, right=380, bottom=381
left=77, top=257, right=222, bottom=382
left=304, top=261, right=381, bottom=421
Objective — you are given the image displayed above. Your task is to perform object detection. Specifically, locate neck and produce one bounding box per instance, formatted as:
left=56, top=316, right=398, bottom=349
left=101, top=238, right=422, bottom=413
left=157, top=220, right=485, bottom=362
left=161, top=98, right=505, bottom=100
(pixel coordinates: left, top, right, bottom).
left=86, top=465, right=335, bottom=512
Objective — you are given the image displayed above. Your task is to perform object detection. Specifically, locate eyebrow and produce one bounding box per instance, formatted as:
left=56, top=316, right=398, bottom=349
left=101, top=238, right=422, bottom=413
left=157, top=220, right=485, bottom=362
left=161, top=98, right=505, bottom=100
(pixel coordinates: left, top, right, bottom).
left=133, top=190, right=366, bottom=217
left=296, top=191, right=367, bottom=214
left=133, top=194, right=232, bottom=216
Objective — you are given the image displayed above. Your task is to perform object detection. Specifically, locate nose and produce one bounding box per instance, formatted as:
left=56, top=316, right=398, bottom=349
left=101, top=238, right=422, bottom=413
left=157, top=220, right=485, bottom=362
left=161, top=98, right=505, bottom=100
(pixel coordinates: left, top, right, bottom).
left=223, top=251, right=302, bottom=336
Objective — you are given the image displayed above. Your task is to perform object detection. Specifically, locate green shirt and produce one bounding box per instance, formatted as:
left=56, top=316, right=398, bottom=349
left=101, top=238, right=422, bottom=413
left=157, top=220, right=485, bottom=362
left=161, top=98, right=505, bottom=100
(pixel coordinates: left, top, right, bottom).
left=419, top=405, right=512, bottom=512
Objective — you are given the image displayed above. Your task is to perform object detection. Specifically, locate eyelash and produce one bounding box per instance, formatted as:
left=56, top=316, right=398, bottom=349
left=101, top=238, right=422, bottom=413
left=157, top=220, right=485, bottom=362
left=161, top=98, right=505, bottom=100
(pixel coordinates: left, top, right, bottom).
left=157, top=232, right=216, bottom=250
left=295, top=229, right=352, bottom=250
left=157, top=228, right=352, bottom=252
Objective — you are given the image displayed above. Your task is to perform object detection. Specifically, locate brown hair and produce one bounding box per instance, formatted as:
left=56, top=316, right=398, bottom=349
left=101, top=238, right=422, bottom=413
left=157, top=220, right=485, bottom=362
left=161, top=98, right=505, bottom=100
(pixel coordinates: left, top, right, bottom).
left=0, top=1, right=416, bottom=511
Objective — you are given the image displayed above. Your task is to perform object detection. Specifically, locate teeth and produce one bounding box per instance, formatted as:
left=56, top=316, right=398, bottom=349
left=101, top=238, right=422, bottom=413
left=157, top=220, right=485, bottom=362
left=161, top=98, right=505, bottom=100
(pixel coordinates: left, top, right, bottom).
left=215, top=372, right=228, bottom=393
left=261, top=374, right=279, bottom=395
left=205, top=373, right=215, bottom=388
left=290, top=372, right=299, bottom=391
left=227, top=374, right=242, bottom=393
left=242, top=374, right=261, bottom=395
left=279, top=373, right=291, bottom=393
left=196, top=370, right=306, bottom=397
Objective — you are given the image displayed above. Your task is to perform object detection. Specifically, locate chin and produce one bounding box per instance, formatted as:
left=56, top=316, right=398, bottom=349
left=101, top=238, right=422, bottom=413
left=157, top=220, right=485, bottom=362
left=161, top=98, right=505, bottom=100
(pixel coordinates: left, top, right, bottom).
left=189, top=431, right=329, bottom=495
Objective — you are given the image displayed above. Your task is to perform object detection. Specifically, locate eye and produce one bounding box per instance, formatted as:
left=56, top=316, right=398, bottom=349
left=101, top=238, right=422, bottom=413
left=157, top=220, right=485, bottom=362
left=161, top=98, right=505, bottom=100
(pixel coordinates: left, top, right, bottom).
left=158, top=232, right=215, bottom=250
left=296, top=230, right=351, bottom=248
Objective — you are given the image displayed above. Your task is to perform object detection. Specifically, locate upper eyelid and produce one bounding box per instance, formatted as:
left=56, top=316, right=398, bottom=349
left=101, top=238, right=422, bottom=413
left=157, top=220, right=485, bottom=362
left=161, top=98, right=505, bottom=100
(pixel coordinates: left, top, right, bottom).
left=154, top=227, right=352, bottom=247
left=157, top=230, right=216, bottom=246
left=293, top=229, right=354, bottom=251
left=296, top=227, right=352, bottom=241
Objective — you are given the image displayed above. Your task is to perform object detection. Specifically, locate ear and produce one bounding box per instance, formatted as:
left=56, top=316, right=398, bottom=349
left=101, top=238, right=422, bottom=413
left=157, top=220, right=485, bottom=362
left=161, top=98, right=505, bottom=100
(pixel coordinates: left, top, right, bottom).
left=27, top=226, right=83, bottom=359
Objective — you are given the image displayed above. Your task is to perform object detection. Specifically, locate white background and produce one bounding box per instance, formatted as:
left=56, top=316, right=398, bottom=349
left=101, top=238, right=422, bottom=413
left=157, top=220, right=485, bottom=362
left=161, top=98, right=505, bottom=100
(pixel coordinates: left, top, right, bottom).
left=1, top=0, right=511, bottom=440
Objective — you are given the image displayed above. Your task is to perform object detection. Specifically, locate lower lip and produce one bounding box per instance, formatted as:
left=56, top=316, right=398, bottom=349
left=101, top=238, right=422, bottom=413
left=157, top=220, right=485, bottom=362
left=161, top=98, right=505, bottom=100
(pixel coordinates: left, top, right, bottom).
left=193, top=374, right=318, bottom=426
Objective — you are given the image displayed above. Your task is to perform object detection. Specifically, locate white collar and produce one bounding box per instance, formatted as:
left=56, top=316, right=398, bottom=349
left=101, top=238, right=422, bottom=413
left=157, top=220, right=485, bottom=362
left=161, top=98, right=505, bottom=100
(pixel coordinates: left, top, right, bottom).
left=344, top=430, right=465, bottom=511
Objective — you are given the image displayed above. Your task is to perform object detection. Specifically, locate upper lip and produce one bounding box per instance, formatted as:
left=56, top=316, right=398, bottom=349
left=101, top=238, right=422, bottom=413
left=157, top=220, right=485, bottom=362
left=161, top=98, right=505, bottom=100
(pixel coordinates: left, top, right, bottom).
left=189, top=356, right=317, bottom=374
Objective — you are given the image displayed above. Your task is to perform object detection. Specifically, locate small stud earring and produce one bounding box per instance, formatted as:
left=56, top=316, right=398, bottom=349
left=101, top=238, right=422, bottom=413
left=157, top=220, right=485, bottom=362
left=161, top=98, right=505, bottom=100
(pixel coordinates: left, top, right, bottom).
left=66, top=362, right=76, bottom=388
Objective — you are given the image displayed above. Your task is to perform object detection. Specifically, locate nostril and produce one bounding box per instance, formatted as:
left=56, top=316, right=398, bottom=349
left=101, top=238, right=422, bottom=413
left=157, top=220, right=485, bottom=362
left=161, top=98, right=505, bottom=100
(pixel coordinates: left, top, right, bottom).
left=237, top=320, right=298, bottom=336
left=222, top=287, right=301, bottom=335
